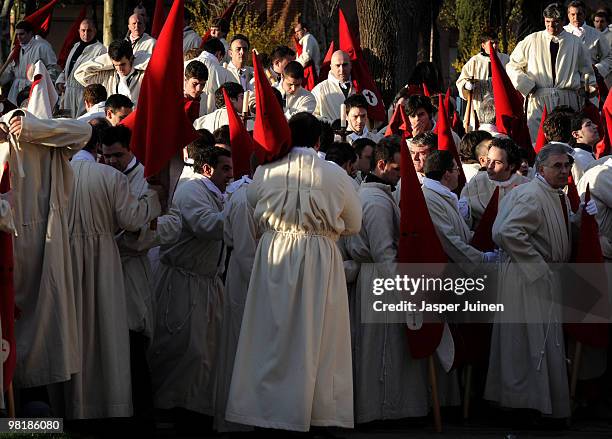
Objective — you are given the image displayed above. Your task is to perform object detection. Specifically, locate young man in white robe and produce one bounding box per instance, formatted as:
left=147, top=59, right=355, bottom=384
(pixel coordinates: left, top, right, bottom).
left=344, top=94, right=382, bottom=144
left=485, top=143, right=598, bottom=420
left=225, top=34, right=254, bottom=92
left=564, top=1, right=612, bottom=82
left=456, top=29, right=510, bottom=130
left=312, top=50, right=355, bottom=122
left=104, top=94, right=134, bottom=126
left=569, top=114, right=599, bottom=182
left=226, top=112, right=362, bottom=432
left=77, top=84, right=107, bottom=123
left=460, top=137, right=529, bottom=229
left=275, top=61, right=316, bottom=119
left=264, top=45, right=296, bottom=88
left=149, top=146, right=232, bottom=417
left=352, top=137, right=376, bottom=185
left=506, top=3, right=595, bottom=140
left=347, top=136, right=431, bottom=422
left=0, top=21, right=58, bottom=105
left=64, top=124, right=162, bottom=420
left=294, top=21, right=321, bottom=75
left=195, top=38, right=234, bottom=97
left=0, top=111, right=90, bottom=394
left=55, top=19, right=107, bottom=118
left=126, top=13, right=156, bottom=57
left=193, top=82, right=253, bottom=132
left=75, top=40, right=149, bottom=106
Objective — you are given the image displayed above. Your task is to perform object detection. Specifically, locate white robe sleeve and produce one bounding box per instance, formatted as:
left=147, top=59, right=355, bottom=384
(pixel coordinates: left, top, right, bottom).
left=506, top=37, right=536, bottom=96
left=16, top=111, right=92, bottom=150
left=340, top=176, right=363, bottom=236
left=113, top=173, right=161, bottom=232
left=73, top=53, right=113, bottom=87
left=180, top=188, right=224, bottom=239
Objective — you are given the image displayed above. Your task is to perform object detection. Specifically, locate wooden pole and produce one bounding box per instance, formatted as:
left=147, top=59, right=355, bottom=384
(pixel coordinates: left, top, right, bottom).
left=570, top=341, right=582, bottom=409
left=103, top=0, right=114, bottom=47
left=7, top=381, right=15, bottom=417
left=428, top=355, right=442, bottom=433
left=463, top=364, right=472, bottom=419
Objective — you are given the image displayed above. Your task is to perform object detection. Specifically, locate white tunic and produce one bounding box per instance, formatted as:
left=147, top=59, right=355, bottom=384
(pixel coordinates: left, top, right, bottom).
left=65, top=160, right=160, bottom=419
left=195, top=51, right=235, bottom=94
left=0, top=111, right=91, bottom=388
left=193, top=107, right=254, bottom=132
left=129, top=33, right=156, bottom=57
left=563, top=24, right=612, bottom=79
left=312, top=75, right=355, bottom=122
left=347, top=181, right=430, bottom=422
left=571, top=147, right=596, bottom=184
left=275, top=83, right=317, bottom=118
left=148, top=174, right=225, bottom=415
left=226, top=62, right=254, bottom=92
left=56, top=41, right=107, bottom=118
left=1, top=38, right=57, bottom=105
left=297, top=33, right=321, bottom=74
left=485, top=177, right=572, bottom=418
left=506, top=30, right=595, bottom=140
left=226, top=147, right=362, bottom=431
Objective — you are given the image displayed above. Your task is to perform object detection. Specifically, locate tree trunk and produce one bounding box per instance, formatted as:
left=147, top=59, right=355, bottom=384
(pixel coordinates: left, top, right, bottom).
left=518, top=0, right=547, bottom=40
left=355, top=0, right=423, bottom=105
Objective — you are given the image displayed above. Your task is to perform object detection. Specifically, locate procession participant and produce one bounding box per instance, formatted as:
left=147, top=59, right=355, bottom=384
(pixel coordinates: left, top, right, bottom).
left=77, top=84, right=107, bottom=122
left=294, top=21, right=321, bottom=75
left=226, top=34, right=254, bottom=92
left=344, top=94, right=382, bottom=144
left=127, top=13, right=156, bottom=56
left=312, top=50, right=354, bottom=122
left=276, top=61, right=316, bottom=118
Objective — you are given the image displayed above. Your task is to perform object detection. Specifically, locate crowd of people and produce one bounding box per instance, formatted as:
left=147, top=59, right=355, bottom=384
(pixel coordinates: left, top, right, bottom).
left=0, top=0, right=611, bottom=436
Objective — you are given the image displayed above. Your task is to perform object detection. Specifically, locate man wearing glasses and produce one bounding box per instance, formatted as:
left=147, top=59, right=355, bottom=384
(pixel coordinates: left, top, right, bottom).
left=485, top=143, right=597, bottom=421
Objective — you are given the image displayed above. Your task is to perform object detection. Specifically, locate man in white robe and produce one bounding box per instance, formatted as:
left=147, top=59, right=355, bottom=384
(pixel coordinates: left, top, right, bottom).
left=74, top=40, right=149, bottom=106
left=225, top=34, right=254, bottom=92
left=484, top=143, right=597, bottom=419
left=594, top=10, right=612, bottom=86
left=226, top=113, right=362, bottom=431
left=77, top=84, right=107, bottom=123
left=127, top=13, right=156, bottom=57
left=195, top=38, right=234, bottom=96
left=0, top=21, right=58, bottom=105
left=149, top=146, right=232, bottom=416
left=352, top=137, right=376, bottom=185
left=347, top=136, right=430, bottom=422
left=456, top=29, right=510, bottom=129
left=506, top=3, right=595, bottom=140
left=344, top=94, right=382, bottom=144
left=214, top=174, right=257, bottom=432
left=569, top=114, right=599, bottom=183
left=64, top=124, right=161, bottom=419
left=55, top=19, right=107, bottom=118
left=294, top=21, right=321, bottom=75
left=263, top=45, right=296, bottom=88
left=0, top=111, right=90, bottom=390
left=193, top=82, right=253, bottom=132
left=564, top=1, right=612, bottom=82
left=275, top=61, right=316, bottom=119
left=312, top=50, right=355, bottom=122
left=460, top=137, right=529, bottom=229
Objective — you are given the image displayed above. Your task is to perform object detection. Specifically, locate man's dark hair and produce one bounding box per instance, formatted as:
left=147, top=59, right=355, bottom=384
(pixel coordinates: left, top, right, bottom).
left=344, top=94, right=368, bottom=112
left=289, top=112, right=320, bottom=148
left=283, top=61, right=304, bottom=79
left=15, top=21, right=34, bottom=33
left=353, top=137, right=376, bottom=157
left=203, top=37, right=226, bottom=57
left=105, top=94, right=134, bottom=113
left=375, top=136, right=400, bottom=165
left=568, top=113, right=591, bottom=146
left=543, top=3, right=563, bottom=19
left=230, top=33, right=250, bottom=47
left=270, top=45, right=295, bottom=63
left=296, top=21, right=309, bottom=31
left=459, top=130, right=492, bottom=162
left=594, top=10, right=609, bottom=22
left=193, top=145, right=231, bottom=174
left=83, top=84, right=107, bottom=106
left=567, top=1, right=586, bottom=12
left=326, top=142, right=357, bottom=167
left=424, top=150, right=456, bottom=181
left=543, top=111, right=573, bottom=143
left=411, top=132, right=438, bottom=150
left=212, top=17, right=230, bottom=33
left=480, top=28, right=498, bottom=43
left=406, top=94, right=435, bottom=117
left=84, top=121, right=109, bottom=153
left=185, top=60, right=209, bottom=81
left=215, top=81, right=244, bottom=109
left=392, top=87, right=411, bottom=107
left=318, top=121, right=334, bottom=153
left=489, top=137, right=522, bottom=171
left=101, top=125, right=131, bottom=149
left=108, top=39, right=133, bottom=62
left=213, top=125, right=230, bottom=146
left=188, top=130, right=216, bottom=158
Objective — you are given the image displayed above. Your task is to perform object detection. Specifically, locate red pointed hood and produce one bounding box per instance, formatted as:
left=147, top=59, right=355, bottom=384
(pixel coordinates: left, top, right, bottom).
left=293, top=34, right=317, bottom=91
left=318, top=41, right=335, bottom=83
left=489, top=42, right=535, bottom=163
left=595, top=86, right=612, bottom=158
left=57, top=4, right=88, bottom=69
left=252, top=50, right=292, bottom=163
left=25, top=0, right=58, bottom=36
left=437, top=92, right=466, bottom=193
left=534, top=104, right=548, bottom=154
left=200, top=0, right=238, bottom=46
left=151, top=0, right=166, bottom=39
left=470, top=186, right=499, bottom=252
left=385, top=103, right=410, bottom=137
left=224, top=88, right=255, bottom=178
left=127, top=0, right=198, bottom=178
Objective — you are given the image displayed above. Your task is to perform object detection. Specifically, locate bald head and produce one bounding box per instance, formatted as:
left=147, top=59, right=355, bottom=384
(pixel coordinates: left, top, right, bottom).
left=330, top=50, right=351, bottom=82
left=128, top=14, right=145, bottom=38
left=79, top=18, right=97, bottom=43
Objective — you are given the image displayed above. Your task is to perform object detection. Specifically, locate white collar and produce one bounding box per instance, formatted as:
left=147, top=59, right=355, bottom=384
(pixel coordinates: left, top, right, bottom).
left=329, top=73, right=352, bottom=88
left=124, top=155, right=137, bottom=173
left=488, top=172, right=522, bottom=188
left=88, top=101, right=106, bottom=113
left=535, top=173, right=562, bottom=192
left=129, top=33, right=144, bottom=44
left=202, top=175, right=226, bottom=202
left=422, top=177, right=459, bottom=206
left=200, top=50, right=220, bottom=66
left=226, top=175, right=252, bottom=194
left=347, top=126, right=369, bottom=141
left=564, top=23, right=584, bottom=36
left=479, top=123, right=499, bottom=133
left=72, top=149, right=96, bottom=162
left=291, top=146, right=316, bottom=155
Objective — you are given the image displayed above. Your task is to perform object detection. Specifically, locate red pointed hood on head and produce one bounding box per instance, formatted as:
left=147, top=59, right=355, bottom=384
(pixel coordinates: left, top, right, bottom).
left=151, top=0, right=166, bottom=39
left=57, top=4, right=88, bottom=68
left=596, top=87, right=612, bottom=158
left=470, top=187, right=499, bottom=252
left=224, top=88, right=255, bottom=178
left=436, top=92, right=466, bottom=193
left=534, top=104, right=548, bottom=154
